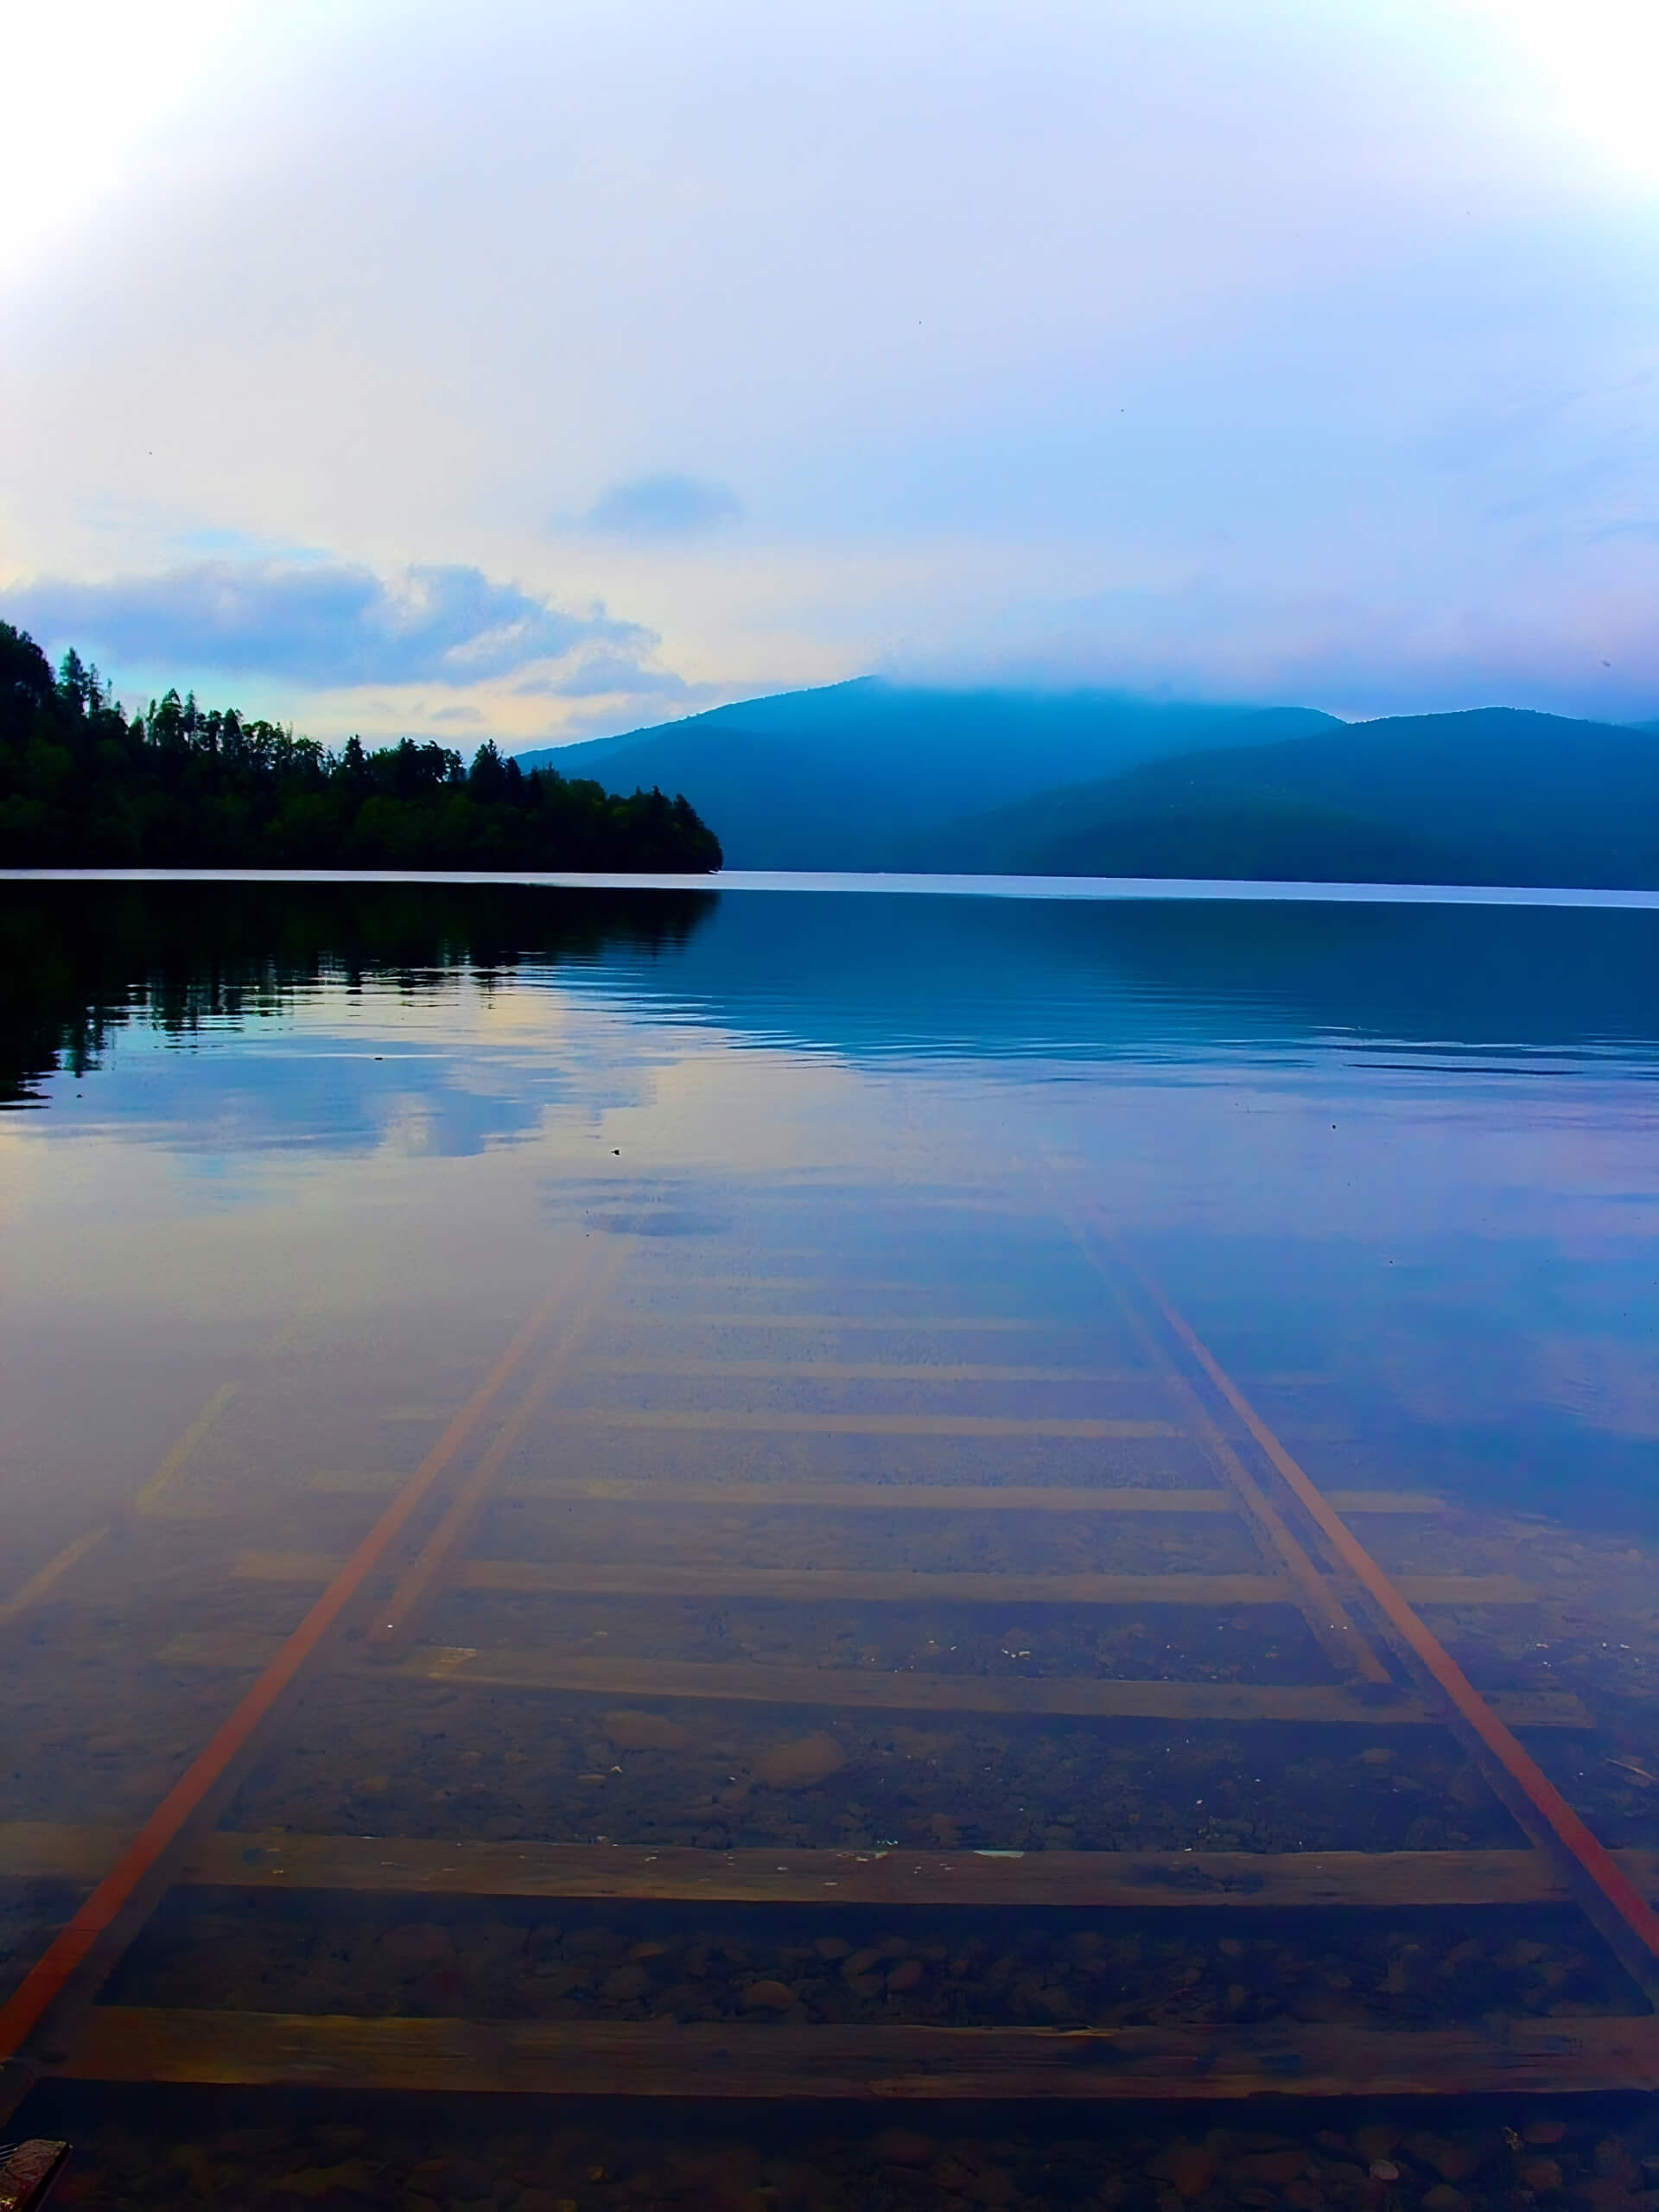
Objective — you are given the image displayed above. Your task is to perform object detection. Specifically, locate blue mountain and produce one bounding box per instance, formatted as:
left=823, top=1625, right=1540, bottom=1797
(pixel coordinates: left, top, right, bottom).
left=517, top=680, right=1337, bottom=869
left=521, top=683, right=1659, bottom=886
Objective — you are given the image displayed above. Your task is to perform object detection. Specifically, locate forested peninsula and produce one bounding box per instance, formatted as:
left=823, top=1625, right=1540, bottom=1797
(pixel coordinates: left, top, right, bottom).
left=0, top=623, right=722, bottom=872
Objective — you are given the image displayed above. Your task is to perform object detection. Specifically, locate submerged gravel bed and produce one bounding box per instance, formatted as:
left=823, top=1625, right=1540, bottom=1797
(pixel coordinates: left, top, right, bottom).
left=109, top=1893, right=1644, bottom=2029
left=18, top=2084, right=1659, bottom=2212
left=425, top=1590, right=1336, bottom=1686
left=480, top=1500, right=1272, bottom=1578
left=226, top=1696, right=1524, bottom=1855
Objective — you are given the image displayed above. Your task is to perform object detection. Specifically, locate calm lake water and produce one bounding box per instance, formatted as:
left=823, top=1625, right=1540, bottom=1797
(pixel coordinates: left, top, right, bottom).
left=8, top=880, right=1659, bottom=1545
left=3, top=876, right=1659, bottom=2209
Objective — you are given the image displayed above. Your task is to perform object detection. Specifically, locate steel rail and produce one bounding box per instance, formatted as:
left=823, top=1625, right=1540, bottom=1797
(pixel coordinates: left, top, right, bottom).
left=1130, top=1258, right=1659, bottom=1999
left=0, top=1283, right=573, bottom=2099
left=367, top=1244, right=627, bottom=1649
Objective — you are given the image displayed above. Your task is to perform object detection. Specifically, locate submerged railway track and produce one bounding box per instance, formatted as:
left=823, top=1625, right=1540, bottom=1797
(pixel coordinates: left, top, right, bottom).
left=3, top=1216, right=1657, bottom=2128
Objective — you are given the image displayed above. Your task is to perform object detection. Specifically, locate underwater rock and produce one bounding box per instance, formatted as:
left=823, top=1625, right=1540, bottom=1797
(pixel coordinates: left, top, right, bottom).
left=1160, top=2140, right=1219, bottom=2198
left=1517, top=2159, right=1564, bottom=2195
left=1403, top=2131, right=1490, bottom=2183
left=754, top=1732, right=848, bottom=1789
left=739, top=1977, right=797, bottom=2011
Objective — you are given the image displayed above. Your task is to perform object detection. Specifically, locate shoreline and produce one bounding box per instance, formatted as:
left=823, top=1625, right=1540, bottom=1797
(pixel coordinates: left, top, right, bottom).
left=5, top=865, right=1659, bottom=910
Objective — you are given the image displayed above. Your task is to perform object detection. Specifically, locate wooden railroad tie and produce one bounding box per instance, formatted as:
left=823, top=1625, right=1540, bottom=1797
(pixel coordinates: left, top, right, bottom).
left=548, top=1410, right=1183, bottom=1438
left=53, top=2011, right=1659, bottom=2101
left=231, top=1552, right=1533, bottom=1609
left=474, top=1478, right=1446, bottom=1514
left=150, top=1630, right=1592, bottom=1728
left=6, top=1826, right=1657, bottom=1913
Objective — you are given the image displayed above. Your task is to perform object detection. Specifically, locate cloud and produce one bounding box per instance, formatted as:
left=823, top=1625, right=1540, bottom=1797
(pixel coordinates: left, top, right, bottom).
left=514, top=652, right=702, bottom=701
left=9, top=6, right=1659, bottom=724
left=5, top=561, right=652, bottom=686
left=582, top=474, right=742, bottom=537
left=891, top=570, right=1659, bottom=722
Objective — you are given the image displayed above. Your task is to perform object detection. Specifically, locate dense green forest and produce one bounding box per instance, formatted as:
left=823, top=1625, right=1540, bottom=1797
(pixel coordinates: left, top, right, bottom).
left=0, top=621, right=722, bottom=871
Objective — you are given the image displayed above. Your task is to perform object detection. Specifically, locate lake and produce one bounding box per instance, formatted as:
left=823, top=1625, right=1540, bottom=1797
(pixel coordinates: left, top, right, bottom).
left=3, top=876, right=1658, bottom=2209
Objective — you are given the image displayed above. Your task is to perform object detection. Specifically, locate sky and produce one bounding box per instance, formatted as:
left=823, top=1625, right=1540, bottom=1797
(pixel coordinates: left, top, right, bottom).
left=2, top=0, right=1657, bottom=748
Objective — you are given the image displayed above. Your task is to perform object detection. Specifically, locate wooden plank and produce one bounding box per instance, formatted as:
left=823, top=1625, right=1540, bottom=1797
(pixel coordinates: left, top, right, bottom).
left=232, top=1552, right=1535, bottom=1609
left=582, top=1358, right=1155, bottom=1383
left=0, top=2139, right=72, bottom=2206
left=552, top=1410, right=1181, bottom=1439
left=1407, top=1577, right=1536, bottom=1605
left=368, top=1649, right=1589, bottom=1728
left=686, top=1314, right=1048, bottom=1332
left=154, top=1630, right=1591, bottom=1724
left=58, top=2007, right=1659, bottom=2100
left=493, top=1478, right=1446, bottom=1515
left=131, top=1382, right=239, bottom=1516
left=1329, top=1491, right=1446, bottom=1513
left=177, top=1836, right=1659, bottom=1910
left=304, top=1470, right=414, bottom=1494
left=0, top=1825, right=130, bottom=1885
left=291, top=1472, right=1450, bottom=1516
left=526, top=1568, right=1521, bottom=1607
left=630, top=1276, right=911, bottom=1293
left=586, top=1360, right=1330, bottom=1386
left=7, top=1825, right=1657, bottom=1911
left=502, top=1479, right=1235, bottom=1512
left=238, top=1554, right=1297, bottom=1603
left=0, top=1527, right=111, bottom=1627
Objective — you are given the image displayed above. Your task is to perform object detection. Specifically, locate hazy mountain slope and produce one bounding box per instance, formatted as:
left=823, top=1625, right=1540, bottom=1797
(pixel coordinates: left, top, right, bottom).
left=928, top=708, right=1659, bottom=886
left=527, top=726, right=873, bottom=873
left=517, top=681, right=1338, bottom=867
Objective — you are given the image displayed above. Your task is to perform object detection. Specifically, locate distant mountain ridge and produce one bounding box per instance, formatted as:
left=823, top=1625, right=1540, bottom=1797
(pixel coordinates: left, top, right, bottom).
left=518, top=680, right=1339, bottom=870
left=931, top=707, right=1659, bottom=887
left=518, top=681, right=1659, bottom=887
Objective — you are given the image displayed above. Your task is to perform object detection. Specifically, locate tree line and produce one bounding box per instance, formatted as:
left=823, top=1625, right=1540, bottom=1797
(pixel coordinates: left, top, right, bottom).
left=1, top=877, right=716, bottom=1107
left=0, top=621, right=722, bottom=871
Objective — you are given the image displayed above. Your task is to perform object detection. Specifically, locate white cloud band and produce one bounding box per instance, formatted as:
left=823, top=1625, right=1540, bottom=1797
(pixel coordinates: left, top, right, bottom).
left=6, top=561, right=654, bottom=687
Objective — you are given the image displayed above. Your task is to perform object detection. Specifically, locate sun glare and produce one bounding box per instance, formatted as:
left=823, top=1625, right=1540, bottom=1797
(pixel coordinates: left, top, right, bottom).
left=1447, top=0, right=1659, bottom=190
